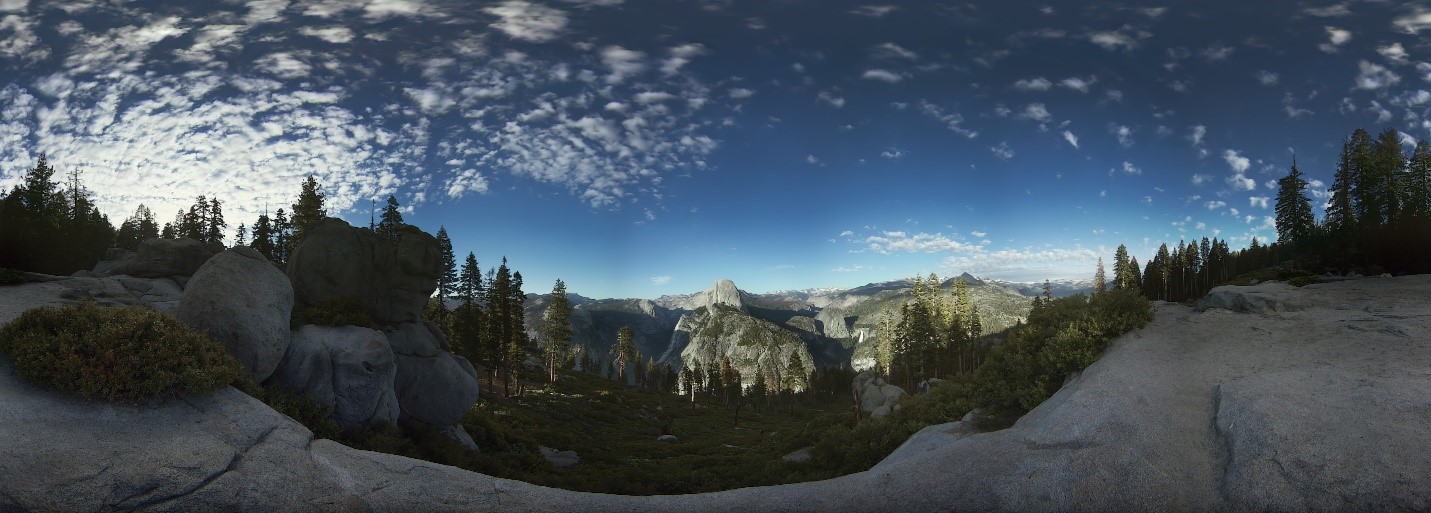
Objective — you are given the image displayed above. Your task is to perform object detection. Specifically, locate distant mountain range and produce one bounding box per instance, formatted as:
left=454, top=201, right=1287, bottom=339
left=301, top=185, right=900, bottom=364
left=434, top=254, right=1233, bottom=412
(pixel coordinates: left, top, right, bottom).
left=522, top=274, right=1081, bottom=379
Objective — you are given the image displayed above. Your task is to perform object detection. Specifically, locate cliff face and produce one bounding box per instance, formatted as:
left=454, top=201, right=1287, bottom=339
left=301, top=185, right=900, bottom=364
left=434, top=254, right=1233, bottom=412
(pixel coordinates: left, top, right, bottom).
left=4, top=275, right=1429, bottom=511
left=674, top=304, right=814, bottom=390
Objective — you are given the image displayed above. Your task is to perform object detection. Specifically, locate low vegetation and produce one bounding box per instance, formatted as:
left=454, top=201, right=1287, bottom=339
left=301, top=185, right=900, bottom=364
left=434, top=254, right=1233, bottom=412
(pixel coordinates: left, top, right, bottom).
left=295, top=295, right=380, bottom=330
left=0, top=302, right=245, bottom=404
left=0, top=267, right=29, bottom=285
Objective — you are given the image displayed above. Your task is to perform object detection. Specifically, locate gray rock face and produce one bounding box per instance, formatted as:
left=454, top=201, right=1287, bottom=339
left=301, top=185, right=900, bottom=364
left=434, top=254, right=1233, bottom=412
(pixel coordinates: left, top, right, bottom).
left=676, top=305, right=814, bottom=392
left=268, top=325, right=400, bottom=430
left=702, top=278, right=744, bottom=311
left=815, top=307, right=852, bottom=339
left=286, top=218, right=440, bottom=325
left=177, top=247, right=294, bottom=383
left=110, top=238, right=222, bottom=278
left=852, top=371, right=906, bottom=418
left=393, top=352, right=479, bottom=426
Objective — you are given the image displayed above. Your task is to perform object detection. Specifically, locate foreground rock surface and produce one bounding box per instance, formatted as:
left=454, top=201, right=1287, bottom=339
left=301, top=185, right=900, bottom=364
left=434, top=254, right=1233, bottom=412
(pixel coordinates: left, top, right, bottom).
left=2, top=276, right=1429, bottom=511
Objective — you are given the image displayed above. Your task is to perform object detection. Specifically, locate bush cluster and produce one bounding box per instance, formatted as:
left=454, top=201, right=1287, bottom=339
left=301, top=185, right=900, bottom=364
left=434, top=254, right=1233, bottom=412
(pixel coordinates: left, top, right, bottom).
left=0, top=302, right=245, bottom=404
left=295, top=296, right=380, bottom=329
left=0, top=267, right=29, bottom=285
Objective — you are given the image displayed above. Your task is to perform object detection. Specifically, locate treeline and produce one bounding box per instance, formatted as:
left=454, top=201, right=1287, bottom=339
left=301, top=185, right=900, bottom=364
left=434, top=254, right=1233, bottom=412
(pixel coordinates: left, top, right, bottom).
left=867, top=275, right=989, bottom=391
left=425, top=244, right=532, bottom=399
left=0, top=155, right=116, bottom=274
left=1270, top=127, right=1431, bottom=275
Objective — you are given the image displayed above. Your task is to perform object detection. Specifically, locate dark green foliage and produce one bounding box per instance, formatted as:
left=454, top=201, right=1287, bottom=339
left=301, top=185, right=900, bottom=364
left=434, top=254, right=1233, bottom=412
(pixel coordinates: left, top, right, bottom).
left=296, top=296, right=380, bottom=330
left=0, top=155, right=116, bottom=274
left=1275, top=160, right=1315, bottom=247
left=115, top=204, right=160, bottom=250
left=248, top=384, right=342, bottom=440
left=542, top=279, right=573, bottom=383
left=289, top=175, right=326, bottom=251
left=0, top=267, right=30, bottom=285
left=0, top=302, right=246, bottom=405
left=377, top=195, right=403, bottom=243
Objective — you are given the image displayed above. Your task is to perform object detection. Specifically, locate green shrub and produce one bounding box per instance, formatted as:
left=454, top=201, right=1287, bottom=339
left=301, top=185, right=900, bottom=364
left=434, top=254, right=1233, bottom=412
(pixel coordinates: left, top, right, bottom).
left=0, top=267, right=29, bottom=285
left=249, top=384, right=342, bottom=439
left=0, top=302, right=245, bottom=404
left=297, top=296, right=379, bottom=329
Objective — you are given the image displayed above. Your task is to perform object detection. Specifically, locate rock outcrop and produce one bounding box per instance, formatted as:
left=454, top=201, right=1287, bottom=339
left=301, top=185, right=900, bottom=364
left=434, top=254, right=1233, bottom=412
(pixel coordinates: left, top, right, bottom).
left=814, top=307, right=852, bottom=339
left=108, top=238, right=222, bottom=278
left=675, top=304, right=814, bottom=391
left=286, top=218, right=440, bottom=325
left=387, top=322, right=480, bottom=427
left=267, top=325, right=401, bottom=430
left=852, top=371, right=906, bottom=418
left=177, top=247, right=294, bottom=382
left=3, top=276, right=1430, bottom=511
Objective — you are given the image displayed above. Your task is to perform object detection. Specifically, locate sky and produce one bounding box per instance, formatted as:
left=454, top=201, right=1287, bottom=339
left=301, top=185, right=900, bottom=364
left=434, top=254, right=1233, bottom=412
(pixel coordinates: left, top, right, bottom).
left=1, top=0, right=1430, bottom=299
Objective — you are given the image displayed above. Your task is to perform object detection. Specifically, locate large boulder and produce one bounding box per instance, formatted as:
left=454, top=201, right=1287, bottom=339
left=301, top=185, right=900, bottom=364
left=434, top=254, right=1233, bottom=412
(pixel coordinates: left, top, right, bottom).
left=287, top=218, right=440, bottom=325
left=268, top=325, right=400, bottom=430
left=176, top=247, right=293, bottom=382
left=852, top=370, right=906, bottom=418
left=384, top=322, right=480, bottom=431
left=110, top=238, right=222, bottom=278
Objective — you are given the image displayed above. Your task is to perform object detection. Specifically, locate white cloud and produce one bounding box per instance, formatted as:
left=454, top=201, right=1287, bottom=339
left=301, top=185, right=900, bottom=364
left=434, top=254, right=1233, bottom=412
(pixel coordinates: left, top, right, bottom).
left=1088, top=29, right=1138, bottom=51
left=1255, top=70, right=1279, bottom=86
left=1393, top=7, right=1431, bottom=34
left=865, top=231, right=979, bottom=254
left=484, top=0, right=568, bottom=43
left=971, top=230, right=987, bottom=238
left=873, top=42, right=918, bottom=60
left=1020, top=103, right=1052, bottom=123
left=1201, top=43, right=1235, bottom=61
left=650, top=275, right=671, bottom=286
left=1014, top=77, right=1052, bottom=91
left=1192, top=174, right=1211, bottom=185
left=1321, top=26, right=1351, bottom=52
left=862, top=69, right=903, bottom=83
left=806, top=154, right=821, bottom=165
left=1121, top=161, right=1141, bottom=175
left=880, top=147, right=904, bottom=159
left=0, top=0, right=28, bottom=12
left=1250, top=196, right=1270, bottom=208
left=1189, top=125, right=1207, bottom=146
left=919, top=100, right=978, bottom=138
left=1378, top=43, right=1409, bottom=64
left=1206, top=200, right=1227, bottom=210
left=728, top=88, right=754, bottom=99
left=1230, top=207, right=1240, bottom=216
left=832, top=265, right=869, bottom=272
left=817, top=91, right=846, bottom=108
left=445, top=169, right=489, bottom=198
left=600, top=45, right=646, bottom=83
left=1303, top=4, right=1350, bottom=17
left=254, top=52, right=312, bottom=79
left=990, top=142, right=1014, bottom=160
left=0, top=13, right=47, bottom=64
left=1114, top=125, right=1133, bottom=147
left=1060, top=76, right=1095, bottom=93
left=1062, top=130, right=1079, bottom=149
left=1356, top=60, right=1401, bottom=90
left=849, top=5, right=896, bottom=17
left=1223, top=149, right=1251, bottom=173
left=661, top=43, right=705, bottom=75
left=299, top=26, right=354, bottom=44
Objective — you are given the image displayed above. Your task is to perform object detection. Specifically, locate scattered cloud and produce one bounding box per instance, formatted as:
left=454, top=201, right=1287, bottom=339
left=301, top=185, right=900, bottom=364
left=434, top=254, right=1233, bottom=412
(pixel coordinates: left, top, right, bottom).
left=862, top=69, right=904, bottom=83
left=1020, top=103, right=1052, bottom=123
left=832, top=265, right=869, bottom=272
left=849, top=5, right=897, bottom=17
left=1377, top=43, right=1409, bottom=65
left=484, top=0, right=569, bottom=43
left=1206, top=200, right=1226, bottom=210
left=1014, top=77, right=1052, bottom=91
left=1113, top=125, right=1133, bottom=147
left=1062, top=130, right=1079, bottom=149
left=872, top=42, right=918, bottom=60
left=1192, top=174, right=1212, bottom=185
left=991, top=141, right=1015, bottom=160
left=817, top=91, right=846, bottom=108
left=728, top=87, right=754, bottom=99
left=1225, top=149, right=1256, bottom=190
left=1189, top=125, right=1207, bottom=146
left=1088, top=27, right=1141, bottom=51
left=1393, top=7, right=1431, bottom=34
left=1320, top=26, right=1351, bottom=52
left=880, top=147, right=905, bottom=159
left=919, top=100, right=978, bottom=138
left=806, top=154, right=822, bottom=165
left=1121, top=161, right=1141, bottom=175
left=1060, top=76, right=1095, bottom=93
left=1303, top=4, right=1351, bottom=17
left=864, top=231, right=979, bottom=254
left=650, top=275, right=672, bottom=286
left=1255, top=70, right=1279, bottom=86
left=1355, top=60, right=1401, bottom=90
left=1250, top=196, right=1270, bottom=208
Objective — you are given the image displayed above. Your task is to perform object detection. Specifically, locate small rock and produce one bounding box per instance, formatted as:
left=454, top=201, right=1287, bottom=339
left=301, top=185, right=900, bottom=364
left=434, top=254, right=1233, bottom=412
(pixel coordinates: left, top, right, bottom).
left=538, top=446, right=579, bottom=468
left=782, top=447, right=812, bottom=462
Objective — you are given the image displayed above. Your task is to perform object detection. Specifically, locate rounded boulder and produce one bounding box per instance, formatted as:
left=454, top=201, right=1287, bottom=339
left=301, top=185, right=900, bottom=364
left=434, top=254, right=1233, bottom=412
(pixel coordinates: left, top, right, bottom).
left=176, top=246, right=293, bottom=382
left=268, top=325, right=400, bottom=430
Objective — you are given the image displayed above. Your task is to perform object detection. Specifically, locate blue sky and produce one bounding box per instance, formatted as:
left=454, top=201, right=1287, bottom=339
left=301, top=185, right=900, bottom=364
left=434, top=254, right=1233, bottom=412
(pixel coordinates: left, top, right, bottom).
left=2, top=0, right=1430, bottom=298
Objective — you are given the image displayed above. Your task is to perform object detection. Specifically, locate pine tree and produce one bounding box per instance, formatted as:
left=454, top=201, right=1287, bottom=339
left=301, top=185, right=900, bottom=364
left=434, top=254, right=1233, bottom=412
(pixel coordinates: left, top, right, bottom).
left=435, top=227, right=457, bottom=311
left=1275, top=158, right=1316, bottom=247
left=290, top=175, right=326, bottom=251
left=1093, top=257, right=1107, bottom=293
left=542, top=279, right=574, bottom=383
left=205, top=196, right=225, bottom=245
left=235, top=223, right=247, bottom=247
left=1112, top=244, right=1131, bottom=290
left=613, top=325, right=635, bottom=383
left=1128, top=256, right=1142, bottom=290
left=251, top=213, right=274, bottom=260
left=182, top=195, right=208, bottom=240
left=1326, top=138, right=1358, bottom=232
left=1405, top=140, right=1431, bottom=221
left=377, top=195, right=403, bottom=242
left=505, top=268, right=527, bottom=396
left=116, top=204, right=159, bottom=250
left=272, top=208, right=291, bottom=266
left=450, top=252, right=484, bottom=364
left=782, top=353, right=807, bottom=394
